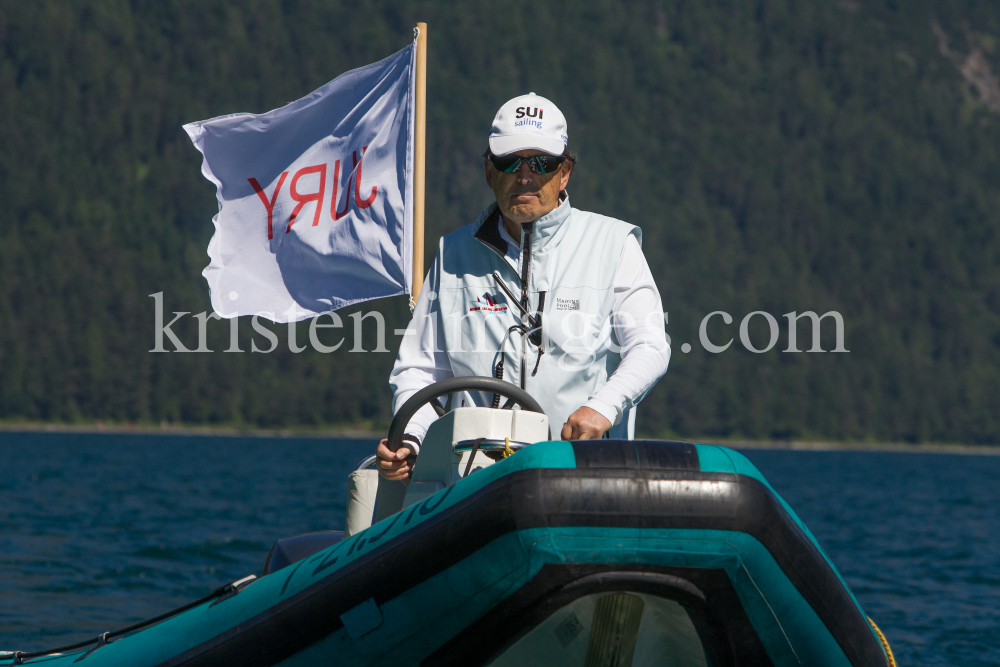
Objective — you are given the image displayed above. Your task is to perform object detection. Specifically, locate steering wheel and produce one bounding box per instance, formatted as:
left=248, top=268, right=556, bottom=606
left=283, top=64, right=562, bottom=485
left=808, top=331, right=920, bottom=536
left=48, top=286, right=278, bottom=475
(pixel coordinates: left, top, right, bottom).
left=386, top=376, right=546, bottom=454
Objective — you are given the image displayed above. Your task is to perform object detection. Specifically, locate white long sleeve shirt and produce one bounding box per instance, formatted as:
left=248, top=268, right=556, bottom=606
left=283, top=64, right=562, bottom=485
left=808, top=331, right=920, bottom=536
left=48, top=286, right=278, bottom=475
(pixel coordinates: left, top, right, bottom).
left=390, top=217, right=670, bottom=447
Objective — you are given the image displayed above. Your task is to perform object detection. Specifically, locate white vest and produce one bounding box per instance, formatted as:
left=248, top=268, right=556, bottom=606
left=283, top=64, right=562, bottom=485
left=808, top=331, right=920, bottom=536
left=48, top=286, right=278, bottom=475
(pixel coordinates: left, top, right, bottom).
left=435, top=198, right=641, bottom=438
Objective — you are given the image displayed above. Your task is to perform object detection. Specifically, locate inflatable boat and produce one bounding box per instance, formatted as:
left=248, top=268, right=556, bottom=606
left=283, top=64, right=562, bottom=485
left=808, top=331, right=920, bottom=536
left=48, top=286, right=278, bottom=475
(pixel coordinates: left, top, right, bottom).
left=2, top=378, right=896, bottom=666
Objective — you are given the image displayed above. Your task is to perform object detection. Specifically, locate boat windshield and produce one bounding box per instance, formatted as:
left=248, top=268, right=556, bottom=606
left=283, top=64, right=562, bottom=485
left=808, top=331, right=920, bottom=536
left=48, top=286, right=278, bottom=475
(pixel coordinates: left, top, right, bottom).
left=488, top=591, right=709, bottom=667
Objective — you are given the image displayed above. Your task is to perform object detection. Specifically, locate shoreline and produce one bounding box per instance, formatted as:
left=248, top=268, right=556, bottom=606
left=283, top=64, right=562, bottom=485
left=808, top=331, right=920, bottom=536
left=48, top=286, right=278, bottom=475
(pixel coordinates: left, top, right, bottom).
left=1, top=421, right=998, bottom=454
left=690, top=437, right=1000, bottom=456
left=0, top=421, right=382, bottom=440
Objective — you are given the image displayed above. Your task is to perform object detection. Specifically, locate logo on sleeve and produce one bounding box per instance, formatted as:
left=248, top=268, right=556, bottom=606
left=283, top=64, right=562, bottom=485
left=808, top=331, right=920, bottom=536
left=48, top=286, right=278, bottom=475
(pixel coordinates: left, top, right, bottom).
left=469, top=293, right=508, bottom=313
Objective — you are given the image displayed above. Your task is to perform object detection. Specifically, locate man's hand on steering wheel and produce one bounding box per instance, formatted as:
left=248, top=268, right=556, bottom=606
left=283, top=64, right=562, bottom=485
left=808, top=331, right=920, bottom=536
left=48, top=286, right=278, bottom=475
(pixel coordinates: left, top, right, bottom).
left=375, top=438, right=415, bottom=480
left=377, top=377, right=548, bottom=482
left=561, top=406, right=612, bottom=440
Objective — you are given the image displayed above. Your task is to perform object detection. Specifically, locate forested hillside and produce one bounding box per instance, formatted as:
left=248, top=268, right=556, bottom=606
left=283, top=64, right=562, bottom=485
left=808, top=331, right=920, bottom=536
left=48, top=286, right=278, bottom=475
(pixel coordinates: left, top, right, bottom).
left=1, top=1, right=998, bottom=442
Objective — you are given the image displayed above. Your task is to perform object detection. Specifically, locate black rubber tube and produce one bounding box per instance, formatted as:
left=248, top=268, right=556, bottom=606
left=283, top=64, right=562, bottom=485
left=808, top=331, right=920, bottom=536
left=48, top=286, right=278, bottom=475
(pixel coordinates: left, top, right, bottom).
left=386, top=376, right=545, bottom=452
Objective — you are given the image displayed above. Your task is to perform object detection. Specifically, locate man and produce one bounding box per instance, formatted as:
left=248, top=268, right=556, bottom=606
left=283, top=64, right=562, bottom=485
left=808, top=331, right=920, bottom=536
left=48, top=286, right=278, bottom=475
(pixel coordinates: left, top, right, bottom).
left=377, top=93, right=669, bottom=480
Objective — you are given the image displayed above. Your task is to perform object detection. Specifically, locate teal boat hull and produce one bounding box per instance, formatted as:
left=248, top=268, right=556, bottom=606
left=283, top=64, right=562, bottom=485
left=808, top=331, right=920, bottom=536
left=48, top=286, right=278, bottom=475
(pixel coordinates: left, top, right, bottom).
left=3, top=441, right=890, bottom=666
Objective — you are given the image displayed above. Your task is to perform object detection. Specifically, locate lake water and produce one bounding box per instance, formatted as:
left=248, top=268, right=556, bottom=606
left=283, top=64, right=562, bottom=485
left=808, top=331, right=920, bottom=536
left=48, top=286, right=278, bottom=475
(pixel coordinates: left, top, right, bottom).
left=1, top=432, right=998, bottom=664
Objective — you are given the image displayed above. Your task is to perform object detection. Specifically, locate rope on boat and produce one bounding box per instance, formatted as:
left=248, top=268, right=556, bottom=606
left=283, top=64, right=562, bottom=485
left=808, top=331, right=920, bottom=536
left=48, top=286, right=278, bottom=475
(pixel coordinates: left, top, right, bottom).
left=3, top=576, right=256, bottom=664
left=867, top=616, right=897, bottom=667
left=461, top=437, right=514, bottom=479
left=463, top=437, right=485, bottom=477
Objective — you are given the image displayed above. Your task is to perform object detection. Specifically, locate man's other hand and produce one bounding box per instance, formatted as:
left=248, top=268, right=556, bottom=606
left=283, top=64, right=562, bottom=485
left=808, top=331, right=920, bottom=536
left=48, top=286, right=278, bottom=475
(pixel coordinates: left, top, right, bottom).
left=561, top=407, right=612, bottom=440
left=375, top=438, right=415, bottom=480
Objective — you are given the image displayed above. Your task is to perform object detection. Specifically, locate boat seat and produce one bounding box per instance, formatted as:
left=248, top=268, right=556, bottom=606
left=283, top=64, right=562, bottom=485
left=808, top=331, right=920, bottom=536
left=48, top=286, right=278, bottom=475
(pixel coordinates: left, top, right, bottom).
left=262, top=530, right=344, bottom=575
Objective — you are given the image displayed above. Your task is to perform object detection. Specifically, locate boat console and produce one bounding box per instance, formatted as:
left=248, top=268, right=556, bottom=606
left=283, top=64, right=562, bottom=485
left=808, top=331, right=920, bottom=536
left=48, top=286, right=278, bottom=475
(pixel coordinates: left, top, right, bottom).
left=400, top=405, right=548, bottom=509
left=348, top=375, right=550, bottom=532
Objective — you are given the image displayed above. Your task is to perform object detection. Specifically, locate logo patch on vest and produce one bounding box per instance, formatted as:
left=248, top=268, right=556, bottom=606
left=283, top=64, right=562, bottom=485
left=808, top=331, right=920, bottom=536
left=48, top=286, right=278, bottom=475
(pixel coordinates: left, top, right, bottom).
left=555, top=298, right=580, bottom=311
left=469, top=293, right=508, bottom=313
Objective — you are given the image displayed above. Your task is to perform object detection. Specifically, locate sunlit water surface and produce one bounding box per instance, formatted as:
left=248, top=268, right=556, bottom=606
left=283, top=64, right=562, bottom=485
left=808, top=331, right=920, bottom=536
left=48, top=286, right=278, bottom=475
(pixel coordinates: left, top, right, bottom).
left=1, top=433, right=997, bottom=665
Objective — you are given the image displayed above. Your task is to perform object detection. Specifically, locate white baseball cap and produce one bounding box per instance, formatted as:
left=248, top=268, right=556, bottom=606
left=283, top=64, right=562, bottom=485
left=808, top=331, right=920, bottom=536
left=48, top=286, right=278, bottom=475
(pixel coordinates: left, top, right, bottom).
left=488, top=92, right=568, bottom=156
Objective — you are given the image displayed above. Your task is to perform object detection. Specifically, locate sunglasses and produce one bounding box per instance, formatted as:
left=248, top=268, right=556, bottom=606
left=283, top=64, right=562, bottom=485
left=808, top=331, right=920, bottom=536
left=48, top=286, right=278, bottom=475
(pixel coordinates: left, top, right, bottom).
left=488, top=152, right=566, bottom=174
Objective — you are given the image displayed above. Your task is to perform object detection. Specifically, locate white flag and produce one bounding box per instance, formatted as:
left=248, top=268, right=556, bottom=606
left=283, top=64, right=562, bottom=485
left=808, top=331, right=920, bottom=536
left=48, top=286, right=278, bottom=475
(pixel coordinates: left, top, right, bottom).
left=184, top=44, right=415, bottom=322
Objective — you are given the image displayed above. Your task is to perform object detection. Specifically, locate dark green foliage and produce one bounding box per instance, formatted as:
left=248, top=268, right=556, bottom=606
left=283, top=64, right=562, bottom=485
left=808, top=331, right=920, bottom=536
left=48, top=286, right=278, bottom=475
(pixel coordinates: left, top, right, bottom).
left=1, top=1, right=998, bottom=442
